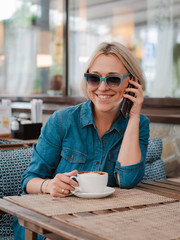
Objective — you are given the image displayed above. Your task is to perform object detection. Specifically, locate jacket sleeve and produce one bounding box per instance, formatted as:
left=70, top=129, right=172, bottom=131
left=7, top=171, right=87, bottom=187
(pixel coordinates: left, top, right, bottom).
left=114, top=115, right=150, bottom=189
left=21, top=111, right=64, bottom=193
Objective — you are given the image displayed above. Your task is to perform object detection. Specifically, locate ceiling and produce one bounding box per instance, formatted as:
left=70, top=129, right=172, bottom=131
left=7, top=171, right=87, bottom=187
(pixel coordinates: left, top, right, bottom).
left=29, top=0, right=180, bottom=27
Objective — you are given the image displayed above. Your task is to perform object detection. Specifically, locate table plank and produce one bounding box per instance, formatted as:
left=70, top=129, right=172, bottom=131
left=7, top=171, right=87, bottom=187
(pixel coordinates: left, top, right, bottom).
left=157, top=179, right=180, bottom=187
left=142, top=181, right=180, bottom=191
left=137, top=181, right=180, bottom=200
left=0, top=198, right=105, bottom=240
left=168, top=177, right=180, bottom=183
left=0, top=143, right=29, bottom=149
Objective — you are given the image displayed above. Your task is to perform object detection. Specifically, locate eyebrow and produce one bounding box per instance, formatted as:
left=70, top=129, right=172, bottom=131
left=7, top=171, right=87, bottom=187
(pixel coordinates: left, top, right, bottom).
left=90, top=71, right=120, bottom=75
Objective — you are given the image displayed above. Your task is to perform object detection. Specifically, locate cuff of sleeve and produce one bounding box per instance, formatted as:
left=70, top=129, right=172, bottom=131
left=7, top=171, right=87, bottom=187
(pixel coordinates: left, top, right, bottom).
left=114, top=160, right=145, bottom=189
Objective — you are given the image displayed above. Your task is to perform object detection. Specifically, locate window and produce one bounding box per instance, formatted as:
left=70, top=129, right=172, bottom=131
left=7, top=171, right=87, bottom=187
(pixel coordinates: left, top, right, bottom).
left=0, top=0, right=63, bottom=96
left=68, top=0, right=180, bottom=98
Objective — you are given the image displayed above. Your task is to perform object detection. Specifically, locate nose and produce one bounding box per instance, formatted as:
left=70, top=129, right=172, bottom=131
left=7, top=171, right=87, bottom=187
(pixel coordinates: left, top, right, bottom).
left=98, top=80, right=109, bottom=90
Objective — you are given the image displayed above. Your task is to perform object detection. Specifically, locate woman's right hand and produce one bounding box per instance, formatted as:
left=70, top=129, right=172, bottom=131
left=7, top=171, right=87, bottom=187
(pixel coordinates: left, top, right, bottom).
left=45, top=170, right=78, bottom=197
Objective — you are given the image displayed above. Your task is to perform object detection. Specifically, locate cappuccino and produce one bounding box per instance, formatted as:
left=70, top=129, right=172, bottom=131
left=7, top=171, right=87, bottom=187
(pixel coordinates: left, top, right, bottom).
left=72, top=171, right=108, bottom=193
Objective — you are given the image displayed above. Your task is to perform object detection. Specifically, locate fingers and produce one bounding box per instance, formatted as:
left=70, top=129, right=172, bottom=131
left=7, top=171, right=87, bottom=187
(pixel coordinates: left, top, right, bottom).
left=49, top=171, right=78, bottom=197
left=123, top=90, right=144, bottom=105
left=122, top=79, right=144, bottom=118
left=52, top=188, right=70, bottom=197
left=65, top=169, right=78, bottom=176
left=50, top=180, right=72, bottom=197
left=56, top=174, right=77, bottom=190
left=123, top=79, right=143, bottom=102
left=127, top=79, right=143, bottom=92
left=129, top=78, right=140, bottom=86
left=64, top=170, right=79, bottom=187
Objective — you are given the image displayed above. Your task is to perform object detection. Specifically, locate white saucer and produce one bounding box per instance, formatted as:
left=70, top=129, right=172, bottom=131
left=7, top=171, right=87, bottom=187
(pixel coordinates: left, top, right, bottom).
left=72, top=187, right=115, bottom=199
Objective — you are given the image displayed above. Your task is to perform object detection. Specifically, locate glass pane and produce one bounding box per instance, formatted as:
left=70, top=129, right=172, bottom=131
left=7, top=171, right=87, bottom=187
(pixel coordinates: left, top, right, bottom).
left=0, top=0, right=63, bottom=96
left=68, top=0, right=180, bottom=98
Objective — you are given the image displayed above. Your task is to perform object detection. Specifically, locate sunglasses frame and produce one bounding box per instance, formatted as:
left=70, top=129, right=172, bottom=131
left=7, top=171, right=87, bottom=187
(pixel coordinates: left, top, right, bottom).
left=84, top=73, right=130, bottom=89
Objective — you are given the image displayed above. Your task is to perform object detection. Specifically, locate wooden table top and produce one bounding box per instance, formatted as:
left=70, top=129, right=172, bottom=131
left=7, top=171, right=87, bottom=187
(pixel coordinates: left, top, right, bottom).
left=0, top=178, right=180, bottom=240
left=0, top=138, right=37, bottom=150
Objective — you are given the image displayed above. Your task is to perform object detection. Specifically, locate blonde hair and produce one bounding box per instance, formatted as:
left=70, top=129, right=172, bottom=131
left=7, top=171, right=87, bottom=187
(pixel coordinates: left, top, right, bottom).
left=81, top=42, right=145, bottom=98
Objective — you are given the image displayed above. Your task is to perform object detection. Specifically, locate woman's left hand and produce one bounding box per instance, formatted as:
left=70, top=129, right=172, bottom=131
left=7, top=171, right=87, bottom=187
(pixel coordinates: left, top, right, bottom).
left=123, top=78, right=144, bottom=119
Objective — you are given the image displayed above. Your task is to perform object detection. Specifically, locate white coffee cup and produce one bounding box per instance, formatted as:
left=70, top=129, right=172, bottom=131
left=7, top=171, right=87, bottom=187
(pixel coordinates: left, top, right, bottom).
left=72, top=171, right=108, bottom=193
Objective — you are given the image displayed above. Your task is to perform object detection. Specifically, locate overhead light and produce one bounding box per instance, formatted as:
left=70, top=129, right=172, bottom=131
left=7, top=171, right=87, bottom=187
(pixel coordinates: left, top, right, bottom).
left=36, top=54, right=52, bottom=68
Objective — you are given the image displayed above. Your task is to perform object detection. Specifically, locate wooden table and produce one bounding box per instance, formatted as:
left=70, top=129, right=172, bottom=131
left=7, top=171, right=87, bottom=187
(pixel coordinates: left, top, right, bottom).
left=0, top=178, right=180, bottom=240
left=0, top=138, right=37, bottom=150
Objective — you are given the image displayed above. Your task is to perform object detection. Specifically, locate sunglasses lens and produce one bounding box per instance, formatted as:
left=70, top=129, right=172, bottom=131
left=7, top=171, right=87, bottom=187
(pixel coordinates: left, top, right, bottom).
left=107, top=77, right=121, bottom=88
left=86, top=74, right=100, bottom=87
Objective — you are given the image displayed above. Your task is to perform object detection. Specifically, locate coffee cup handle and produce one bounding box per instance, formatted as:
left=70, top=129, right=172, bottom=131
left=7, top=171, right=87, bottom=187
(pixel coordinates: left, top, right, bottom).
left=70, top=176, right=82, bottom=193
left=70, top=175, right=78, bottom=182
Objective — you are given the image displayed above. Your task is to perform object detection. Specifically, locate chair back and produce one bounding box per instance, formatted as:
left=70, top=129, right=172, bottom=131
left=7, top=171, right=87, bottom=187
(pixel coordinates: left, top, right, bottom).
left=142, top=137, right=166, bottom=182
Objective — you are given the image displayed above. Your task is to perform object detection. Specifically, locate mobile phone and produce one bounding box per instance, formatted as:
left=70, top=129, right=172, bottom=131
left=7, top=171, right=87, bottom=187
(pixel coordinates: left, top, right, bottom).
left=120, top=75, right=135, bottom=119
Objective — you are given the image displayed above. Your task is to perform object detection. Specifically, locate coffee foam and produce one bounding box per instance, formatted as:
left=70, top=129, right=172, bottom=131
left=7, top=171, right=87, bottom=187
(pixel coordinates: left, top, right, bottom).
left=79, top=171, right=106, bottom=175
left=83, top=172, right=98, bottom=176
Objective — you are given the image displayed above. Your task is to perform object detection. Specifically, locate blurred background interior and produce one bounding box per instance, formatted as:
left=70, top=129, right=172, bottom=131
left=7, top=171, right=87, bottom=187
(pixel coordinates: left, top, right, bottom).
left=0, top=0, right=180, bottom=177
left=0, top=0, right=180, bottom=97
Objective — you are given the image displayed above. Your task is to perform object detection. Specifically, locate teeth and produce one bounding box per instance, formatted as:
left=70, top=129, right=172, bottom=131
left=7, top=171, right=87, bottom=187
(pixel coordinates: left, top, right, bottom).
left=98, top=95, right=111, bottom=99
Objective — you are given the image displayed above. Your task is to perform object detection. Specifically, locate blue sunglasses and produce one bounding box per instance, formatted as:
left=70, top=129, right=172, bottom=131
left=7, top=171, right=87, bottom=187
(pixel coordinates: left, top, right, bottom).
left=84, top=73, right=130, bottom=89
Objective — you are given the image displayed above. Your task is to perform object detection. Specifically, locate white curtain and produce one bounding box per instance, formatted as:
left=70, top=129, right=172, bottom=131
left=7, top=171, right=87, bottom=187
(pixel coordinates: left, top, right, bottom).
left=146, top=0, right=173, bottom=97
left=5, top=26, right=38, bottom=94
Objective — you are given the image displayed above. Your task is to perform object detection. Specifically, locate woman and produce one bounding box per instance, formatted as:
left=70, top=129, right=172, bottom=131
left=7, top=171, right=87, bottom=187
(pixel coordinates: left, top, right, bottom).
left=13, top=42, right=150, bottom=239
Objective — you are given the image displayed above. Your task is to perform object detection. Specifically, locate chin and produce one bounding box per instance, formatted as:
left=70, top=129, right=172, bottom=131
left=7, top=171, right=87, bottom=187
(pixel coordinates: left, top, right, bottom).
left=91, top=96, right=122, bottom=113
left=95, top=103, right=116, bottom=113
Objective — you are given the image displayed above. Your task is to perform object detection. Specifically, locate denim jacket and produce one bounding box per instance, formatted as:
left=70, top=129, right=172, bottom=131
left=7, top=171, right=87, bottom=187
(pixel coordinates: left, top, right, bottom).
left=13, top=100, right=150, bottom=240
left=22, top=100, right=150, bottom=190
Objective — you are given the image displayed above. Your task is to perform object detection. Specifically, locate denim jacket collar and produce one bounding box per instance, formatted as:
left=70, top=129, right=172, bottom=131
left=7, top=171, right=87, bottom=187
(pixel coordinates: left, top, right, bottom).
left=80, top=100, right=94, bottom=128
left=111, top=114, right=128, bottom=135
left=80, top=100, right=128, bottom=136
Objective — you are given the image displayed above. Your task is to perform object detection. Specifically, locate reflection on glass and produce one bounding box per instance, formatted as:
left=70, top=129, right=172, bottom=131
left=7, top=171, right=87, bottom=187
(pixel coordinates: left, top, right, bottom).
left=69, top=0, right=180, bottom=98
left=0, top=0, right=63, bottom=96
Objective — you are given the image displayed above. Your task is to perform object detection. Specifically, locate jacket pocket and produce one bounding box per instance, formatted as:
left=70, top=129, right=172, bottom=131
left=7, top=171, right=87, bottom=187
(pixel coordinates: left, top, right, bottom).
left=56, top=148, right=87, bottom=173
left=61, top=148, right=87, bottom=163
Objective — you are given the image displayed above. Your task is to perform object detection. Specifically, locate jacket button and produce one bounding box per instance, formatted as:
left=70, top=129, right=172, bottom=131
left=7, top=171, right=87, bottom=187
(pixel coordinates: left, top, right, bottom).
left=102, top=140, right=106, bottom=145
left=96, top=161, right=99, bottom=165
left=70, top=155, right=74, bottom=160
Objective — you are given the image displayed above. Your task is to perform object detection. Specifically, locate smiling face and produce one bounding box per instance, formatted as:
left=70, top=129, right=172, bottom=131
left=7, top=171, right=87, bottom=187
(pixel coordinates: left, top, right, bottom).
left=87, top=54, right=130, bottom=116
